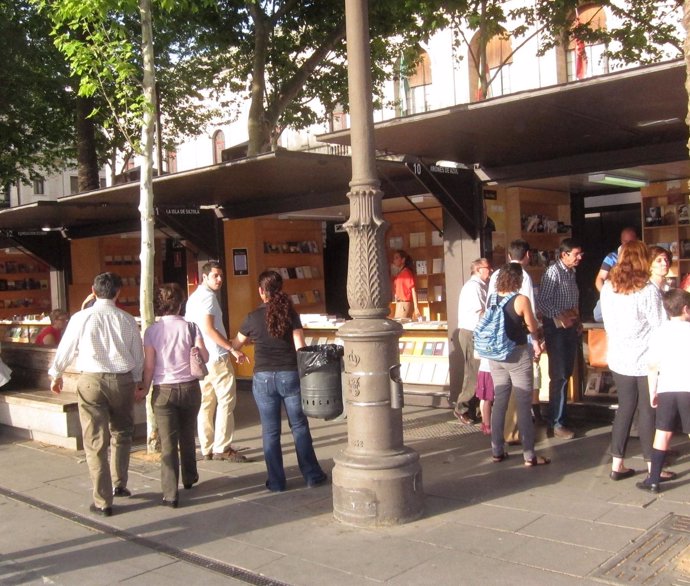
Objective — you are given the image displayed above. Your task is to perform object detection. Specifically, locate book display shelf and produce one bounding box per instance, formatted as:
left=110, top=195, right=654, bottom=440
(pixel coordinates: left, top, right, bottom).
left=0, top=248, right=51, bottom=320
left=641, top=180, right=690, bottom=287
left=504, top=187, right=571, bottom=286
left=385, top=207, right=447, bottom=320
left=302, top=322, right=450, bottom=397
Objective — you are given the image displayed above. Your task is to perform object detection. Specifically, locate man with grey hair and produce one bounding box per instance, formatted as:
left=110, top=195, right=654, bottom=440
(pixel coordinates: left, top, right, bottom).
left=454, top=258, right=492, bottom=424
left=49, top=272, right=145, bottom=517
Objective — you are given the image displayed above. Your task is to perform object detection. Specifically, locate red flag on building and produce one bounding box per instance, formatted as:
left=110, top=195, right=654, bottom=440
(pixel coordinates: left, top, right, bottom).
left=574, top=10, right=588, bottom=80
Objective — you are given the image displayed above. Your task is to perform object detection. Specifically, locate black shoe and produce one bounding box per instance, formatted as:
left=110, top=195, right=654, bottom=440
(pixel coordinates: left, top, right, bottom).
left=636, top=480, right=660, bottom=494
left=183, top=475, right=199, bottom=490
left=89, top=503, right=113, bottom=517
left=161, top=498, right=178, bottom=508
left=609, top=469, right=635, bottom=481
left=113, top=486, right=131, bottom=497
left=307, top=473, right=328, bottom=488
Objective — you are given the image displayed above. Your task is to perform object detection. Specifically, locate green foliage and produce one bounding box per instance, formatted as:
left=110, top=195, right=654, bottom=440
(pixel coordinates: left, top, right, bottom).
left=511, top=0, right=682, bottom=63
left=0, top=0, right=75, bottom=186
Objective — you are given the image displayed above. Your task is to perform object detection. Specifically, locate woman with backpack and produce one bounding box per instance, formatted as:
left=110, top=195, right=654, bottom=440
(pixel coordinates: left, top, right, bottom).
left=481, top=263, right=549, bottom=466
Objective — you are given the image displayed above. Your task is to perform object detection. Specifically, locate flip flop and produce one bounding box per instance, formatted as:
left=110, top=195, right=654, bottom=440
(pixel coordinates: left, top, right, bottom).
left=524, top=455, right=551, bottom=467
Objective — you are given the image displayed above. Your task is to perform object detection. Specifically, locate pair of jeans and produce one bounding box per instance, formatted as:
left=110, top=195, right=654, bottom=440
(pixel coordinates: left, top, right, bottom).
left=489, top=345, right=536, bottom=461
left=153, top=380, right=202, bottom=501
left=252, top=370, right=325, bottom=491
left=76, top=372, right=135, bottom=509
left=543, top=318, right=578, bottom=429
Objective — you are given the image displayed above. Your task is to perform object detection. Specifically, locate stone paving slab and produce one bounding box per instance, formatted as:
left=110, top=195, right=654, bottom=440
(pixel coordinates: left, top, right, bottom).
left=3, top=398, right=690, bottom=585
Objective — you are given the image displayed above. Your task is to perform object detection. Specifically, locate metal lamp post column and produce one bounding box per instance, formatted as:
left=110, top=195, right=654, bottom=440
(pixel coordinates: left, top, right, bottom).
left=332, top=0, right=424, bottom=526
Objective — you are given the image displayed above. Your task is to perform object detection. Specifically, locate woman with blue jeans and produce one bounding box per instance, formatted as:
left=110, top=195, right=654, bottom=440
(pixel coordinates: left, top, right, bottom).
left=232, top=270, right=326, bottom=492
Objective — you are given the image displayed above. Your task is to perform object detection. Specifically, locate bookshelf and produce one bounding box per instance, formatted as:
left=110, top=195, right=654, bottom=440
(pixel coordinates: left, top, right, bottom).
left=225, top=218, right=326, bottom=378
left=0, top=249, right=51, bottom=320
left=640, top=180, right=690, bottom=286
left=385, top=207, right=447, bottom=320
left=69, top=234, right=165, bottom=317
left=504, top=187, right=571, bottom=285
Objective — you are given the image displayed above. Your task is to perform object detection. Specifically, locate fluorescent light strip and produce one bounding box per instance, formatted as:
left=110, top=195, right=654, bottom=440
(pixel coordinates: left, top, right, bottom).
left=588, top=173, right=647, bottom=189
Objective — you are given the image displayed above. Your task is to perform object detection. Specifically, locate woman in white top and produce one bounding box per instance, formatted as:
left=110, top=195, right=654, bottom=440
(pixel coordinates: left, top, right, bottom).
left=600, top=241, right=665, bottom=482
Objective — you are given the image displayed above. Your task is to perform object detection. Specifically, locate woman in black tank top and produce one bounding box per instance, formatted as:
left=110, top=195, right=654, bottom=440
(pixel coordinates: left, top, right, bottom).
left=490, top=264, right=549, bottom=467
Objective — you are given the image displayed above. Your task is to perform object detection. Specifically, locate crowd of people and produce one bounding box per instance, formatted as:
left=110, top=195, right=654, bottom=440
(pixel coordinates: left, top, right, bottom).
left=47, top=265, right=325, bottom=516
left=42, top=226, right=690, bottom=517
left=452, top=229, right=690, bottom=494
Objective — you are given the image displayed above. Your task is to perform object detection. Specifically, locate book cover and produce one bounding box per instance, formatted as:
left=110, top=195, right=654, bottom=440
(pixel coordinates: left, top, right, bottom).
left=409, top=232, right=426, bottom=247
left=405, top=361, right=423, bottom=384
left=419, top=362, right=436, bottom=383
left=389, top=236, right=404, bottom=250
left=279, top=267, right=290, bottom=279
left=431, top=231, right=443, bottom=246
left=301, top=266, right=313, bottom=278
left=416, top=260, right=427, bottom=275
left=295, top=266, right=305, bottom=279
left=287, top=267, right=298, bottom=279
left=433, top=341, right=445, bottom=356
left=662, top=205, right=677, bottom=225
left=681, top=239, right=690, bottom=259
left=431, top=258, right=444, bottom=274
left=431, top=363, right=450, bottom=385
left=416, top=288, right=428, bottom=302
left=678, top=204, right=689, bottom=225
left=403, top=341, right=416, bottom=355
left=433, top=285, right=443, bottom=302
left=422, top=341, right=434, bottom=356
left=645, top=206, right=662, bottom=226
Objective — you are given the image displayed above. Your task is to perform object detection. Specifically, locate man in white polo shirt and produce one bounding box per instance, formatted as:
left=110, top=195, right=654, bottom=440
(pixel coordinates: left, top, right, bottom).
left=186, top=261, right=248, bottom=462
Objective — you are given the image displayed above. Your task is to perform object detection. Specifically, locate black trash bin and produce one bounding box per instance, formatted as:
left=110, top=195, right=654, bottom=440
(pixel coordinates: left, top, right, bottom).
left=297, top=344, right=344, bottom=419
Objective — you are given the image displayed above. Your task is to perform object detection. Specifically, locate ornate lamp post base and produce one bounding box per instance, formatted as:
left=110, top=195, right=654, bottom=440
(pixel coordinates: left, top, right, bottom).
left=332, top=318, right=423, bottom=526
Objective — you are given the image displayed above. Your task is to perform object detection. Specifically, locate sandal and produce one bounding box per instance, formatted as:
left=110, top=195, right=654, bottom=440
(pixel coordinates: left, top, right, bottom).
left=524, top=455, right=551, bottom=467
left=660, top=470, right=677, bottom=482
left=480, top=423, right=492, bottom=435
left=492, top=453, right=508, bottom=463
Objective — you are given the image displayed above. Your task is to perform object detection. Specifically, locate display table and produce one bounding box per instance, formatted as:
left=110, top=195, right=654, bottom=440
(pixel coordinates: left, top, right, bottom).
left=302, top=317, right=450, bottom=405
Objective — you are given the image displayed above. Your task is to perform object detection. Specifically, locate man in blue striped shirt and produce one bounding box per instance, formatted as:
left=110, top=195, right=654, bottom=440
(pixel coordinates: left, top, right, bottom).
left=536, top=239, right=583, bottom=440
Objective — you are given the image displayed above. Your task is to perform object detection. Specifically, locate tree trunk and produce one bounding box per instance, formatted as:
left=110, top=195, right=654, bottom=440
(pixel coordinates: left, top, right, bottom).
left=76, top=95, right=100, bottom=192
left=684, top=1, right=690, bottom=157
left=139, top=0, right=158, bottom=453
left=247, top=5, right=270, bottom=157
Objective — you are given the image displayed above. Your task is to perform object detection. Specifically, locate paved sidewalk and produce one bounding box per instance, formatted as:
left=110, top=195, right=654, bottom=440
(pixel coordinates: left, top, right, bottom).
left=1, top=390, right=690, bottom=585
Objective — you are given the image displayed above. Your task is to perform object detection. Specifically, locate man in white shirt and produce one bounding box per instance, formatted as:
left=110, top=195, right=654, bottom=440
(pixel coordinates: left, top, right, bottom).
left=454, top=258, right=492, bottom=423
left=49, top=272, right=144, bottom=517
left=185, top=261, right=248, bottom=462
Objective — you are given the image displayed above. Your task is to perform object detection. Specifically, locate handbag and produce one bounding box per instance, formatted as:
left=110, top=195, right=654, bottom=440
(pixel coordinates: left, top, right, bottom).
left=188, top=323, right=208, bottom=379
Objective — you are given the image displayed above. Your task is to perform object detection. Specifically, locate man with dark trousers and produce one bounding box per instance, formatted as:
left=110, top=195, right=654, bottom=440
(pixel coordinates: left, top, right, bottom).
left=49, top=272, right=145, bottom=517
left=536, top=238, right=583, bottom=440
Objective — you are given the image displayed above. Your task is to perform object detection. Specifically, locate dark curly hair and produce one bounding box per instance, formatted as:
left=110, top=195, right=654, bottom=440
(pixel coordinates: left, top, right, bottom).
left=495, top=263, right=523, bottom=293
left=155, top=283, right=185, bottom=316
left=260, top=270, right=293, bottom=338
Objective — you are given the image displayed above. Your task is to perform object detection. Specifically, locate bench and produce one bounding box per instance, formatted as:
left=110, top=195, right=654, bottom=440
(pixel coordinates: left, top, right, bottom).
left=0, top=342, right=145, bottom=449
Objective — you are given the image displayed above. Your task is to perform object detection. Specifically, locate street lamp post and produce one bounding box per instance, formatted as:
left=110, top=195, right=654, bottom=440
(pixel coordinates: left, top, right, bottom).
left=332, top=0, right=424, bottom=526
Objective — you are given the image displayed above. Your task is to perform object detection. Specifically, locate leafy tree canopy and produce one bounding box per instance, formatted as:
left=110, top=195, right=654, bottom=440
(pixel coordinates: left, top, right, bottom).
left=1, top=0, right=75, bottom=186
